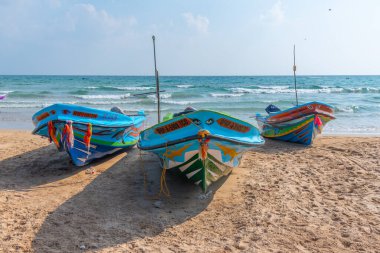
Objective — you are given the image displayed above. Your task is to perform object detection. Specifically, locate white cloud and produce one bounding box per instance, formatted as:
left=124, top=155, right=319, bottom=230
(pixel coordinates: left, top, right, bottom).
left=46, top=0, right=61, bottom=8
left=182, top=12, right=209, bottom=33
left=260, top=1, right=285, bottom=24
left=65, top=4, right=137, bottom=35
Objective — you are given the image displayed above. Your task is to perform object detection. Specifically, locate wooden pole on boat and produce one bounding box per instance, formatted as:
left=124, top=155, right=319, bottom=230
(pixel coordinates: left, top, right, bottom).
left=293, top=44, right=299, bottom=106
left=152, top=35, right=161, bottom=123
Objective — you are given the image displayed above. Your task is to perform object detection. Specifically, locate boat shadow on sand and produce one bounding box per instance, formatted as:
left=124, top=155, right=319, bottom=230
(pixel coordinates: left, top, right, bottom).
left=0, top=144, right=84, bottom=191
left=255, top=138, right=313, bottom=154
left=32, top=148, right=221, bottom=252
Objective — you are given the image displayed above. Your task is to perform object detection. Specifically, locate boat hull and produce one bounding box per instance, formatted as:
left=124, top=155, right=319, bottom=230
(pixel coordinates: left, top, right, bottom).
left=32, top=104, right=145, bottom=166
left=148, top=138, right=255, bottom=192
left=257, top=102, right=335, bottom=145
left=261, top=114, right=332, bottom=145
left=138, top=110, right=264, bottom=192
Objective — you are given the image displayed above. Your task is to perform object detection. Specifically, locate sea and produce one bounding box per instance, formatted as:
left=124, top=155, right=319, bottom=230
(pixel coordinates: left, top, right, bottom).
left=0, top=75, right=379, bottom=135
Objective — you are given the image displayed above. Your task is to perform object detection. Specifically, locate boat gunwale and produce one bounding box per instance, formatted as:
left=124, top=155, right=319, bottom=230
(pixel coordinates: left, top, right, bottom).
left=32, top=119, right=135, bottom=135
left=265, top=101, right=334, bottom=116
left=140, top=109, right=260, bottom=133
left=262, top=111, right=335, bottom=125
left=137, top=133, right=264, bottom=151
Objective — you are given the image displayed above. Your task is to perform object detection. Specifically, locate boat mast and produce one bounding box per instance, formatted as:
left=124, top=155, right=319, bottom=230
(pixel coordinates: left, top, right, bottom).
left=152, top=35, right=161, bottom=123
left=293, top=44, right=299, bottom=106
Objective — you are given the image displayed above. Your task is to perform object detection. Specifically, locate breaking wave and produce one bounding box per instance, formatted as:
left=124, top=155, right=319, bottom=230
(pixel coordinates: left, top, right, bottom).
left=74, top=94, right=131, bottom=99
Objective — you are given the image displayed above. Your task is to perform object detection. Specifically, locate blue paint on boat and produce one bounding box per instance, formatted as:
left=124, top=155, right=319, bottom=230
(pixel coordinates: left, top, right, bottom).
left=32, top=104, right=145, bottom=166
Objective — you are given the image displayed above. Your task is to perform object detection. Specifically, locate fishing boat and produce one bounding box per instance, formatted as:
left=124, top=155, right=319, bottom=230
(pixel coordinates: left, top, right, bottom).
left=138, top=36, right=263, bottom=192
left=255, top=45, right=335, bottom=145
left=32, top=104, right=145, bottom=166
left=138, top=108, right=264, bottom=192
left=256, top=102, right=335, bottom=145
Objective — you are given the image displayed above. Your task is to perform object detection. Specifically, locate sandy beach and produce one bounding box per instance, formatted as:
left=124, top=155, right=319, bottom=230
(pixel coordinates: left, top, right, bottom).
left=0, top=130, right=379, bottom=252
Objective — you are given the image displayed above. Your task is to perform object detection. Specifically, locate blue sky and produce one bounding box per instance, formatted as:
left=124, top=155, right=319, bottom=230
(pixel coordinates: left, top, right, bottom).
left=0, top=0, right=379, bottom=75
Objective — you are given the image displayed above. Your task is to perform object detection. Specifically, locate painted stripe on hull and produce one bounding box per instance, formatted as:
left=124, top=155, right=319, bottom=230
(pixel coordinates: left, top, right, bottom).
left=263, top=115, right=328, bottom=145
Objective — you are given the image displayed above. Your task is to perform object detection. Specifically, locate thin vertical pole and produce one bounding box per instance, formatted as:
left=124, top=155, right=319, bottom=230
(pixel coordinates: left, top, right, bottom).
left=152, top=35, right=161, bottom=123
left=293, top=44, right=299, bottom=106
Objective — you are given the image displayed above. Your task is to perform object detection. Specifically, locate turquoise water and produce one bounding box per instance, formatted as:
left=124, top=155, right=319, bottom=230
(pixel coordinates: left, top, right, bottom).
left=0, top=75, right=379, bottom=134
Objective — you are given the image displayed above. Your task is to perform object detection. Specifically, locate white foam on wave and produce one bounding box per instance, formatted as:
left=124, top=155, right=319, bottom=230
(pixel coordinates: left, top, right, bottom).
left=210, top=93, right=244, bottom=98
left=176, top=85, right=194, bottom=88
left=147, top=93, right=172, bottom=99
left=161, top=100, right=198, bottom=105
left=107, top=86, right=154, bottom=91
left=256, top=85, right=289, bottom=89
left=81, top=100, right=141, bottom=105
left=0, top=90, right=14, bottom=94
left=229, top=87, right=352, bottom=94
left=75, top=94, right=131, bottom=99
left=343, top=87, right=380, bottom=93
left=85, top=86, right=98, bottom=89
left=335, top=105, right=360, bottom=113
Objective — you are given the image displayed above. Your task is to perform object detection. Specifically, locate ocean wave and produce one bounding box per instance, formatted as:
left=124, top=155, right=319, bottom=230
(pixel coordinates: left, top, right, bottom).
left=256, top=85, right=288, bottom=89
left=147, top=93, right=172, bottom=99
left=176, top=85, right=194, bottom=88
left=74, top=94, right=131, bottom=99
left=229, top=86, right=379, bottom=94
left=85, top=86, right=154, bottom=91
left=80, top=100, right=141, bottom=105
left=8, top=91, right=46, bottom=98
left=107, top=86, right=154, bottom=91
left=210, top=93, right=244, bottom=98
left=0, top=90, right=14, bottom=94
left=161, top=100, right=198, bottom=105
left=334, top=105, right=360, bottom=113
left=0, top=100, right=141, bottom=108
left=343, top=87, right=380, bottom=93
left=69, top=89, right=89, bottom=95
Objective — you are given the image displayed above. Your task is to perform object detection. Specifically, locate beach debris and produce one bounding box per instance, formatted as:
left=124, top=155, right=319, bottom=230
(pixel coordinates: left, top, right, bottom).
left=85, top=167, right=96, bottom=174
left=154, top=200, right=162, bottom=208
left=79, top=245, right=86, bottom=250
left=198, top=190, right=213, bottom=200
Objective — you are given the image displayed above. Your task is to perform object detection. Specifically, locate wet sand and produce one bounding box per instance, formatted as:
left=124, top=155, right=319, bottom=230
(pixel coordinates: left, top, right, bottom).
left=0, top=130, right=379, bottom=252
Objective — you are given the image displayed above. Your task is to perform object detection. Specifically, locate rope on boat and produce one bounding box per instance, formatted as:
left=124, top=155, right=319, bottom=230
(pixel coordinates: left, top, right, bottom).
left=140, top=116, right=170, bottom=199
left=83, top=123, right=92, bottom=158
left=139, top=113, right=205, bottom=199
left=48, top=121, right=60, bottom=148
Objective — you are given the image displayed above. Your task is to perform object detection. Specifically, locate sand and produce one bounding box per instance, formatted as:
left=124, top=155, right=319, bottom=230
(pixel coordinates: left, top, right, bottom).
left=0, top=130, right=379, bottom=252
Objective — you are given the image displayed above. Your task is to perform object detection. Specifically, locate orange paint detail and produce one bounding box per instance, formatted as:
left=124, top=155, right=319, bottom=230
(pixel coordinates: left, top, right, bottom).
left=215, top=143, right=239, bottom=162
left=217, top=118, right=250, bottom=133
left=73, top=111, right=98, bottom=119
left=164, top=144, right=191, bottom=160
left=36, top=112, right=50, bottom=122
left=155, top=118, right=192, bottom=135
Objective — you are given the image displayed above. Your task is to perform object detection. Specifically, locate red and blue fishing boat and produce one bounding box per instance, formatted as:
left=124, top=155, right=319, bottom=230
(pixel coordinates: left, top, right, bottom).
left=255, top=45, right=335, bottom=145
left=256, top=102, right=335, bottom=145
left=32, top=104, right=146, bottom=166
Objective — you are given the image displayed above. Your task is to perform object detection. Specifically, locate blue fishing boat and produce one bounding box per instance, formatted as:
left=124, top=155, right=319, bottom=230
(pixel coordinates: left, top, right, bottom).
left=32, top=104, right=145, bottom=166
left=138, top=108, right=264, bottom=192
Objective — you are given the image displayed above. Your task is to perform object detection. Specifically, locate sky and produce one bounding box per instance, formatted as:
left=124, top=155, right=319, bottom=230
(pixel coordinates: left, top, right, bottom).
left=0, top=0, right=379, bottom=75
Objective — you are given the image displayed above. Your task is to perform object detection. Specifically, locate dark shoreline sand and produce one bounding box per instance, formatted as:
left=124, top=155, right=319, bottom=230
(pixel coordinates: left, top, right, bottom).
left=0, top=130, right=379, bottom=252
